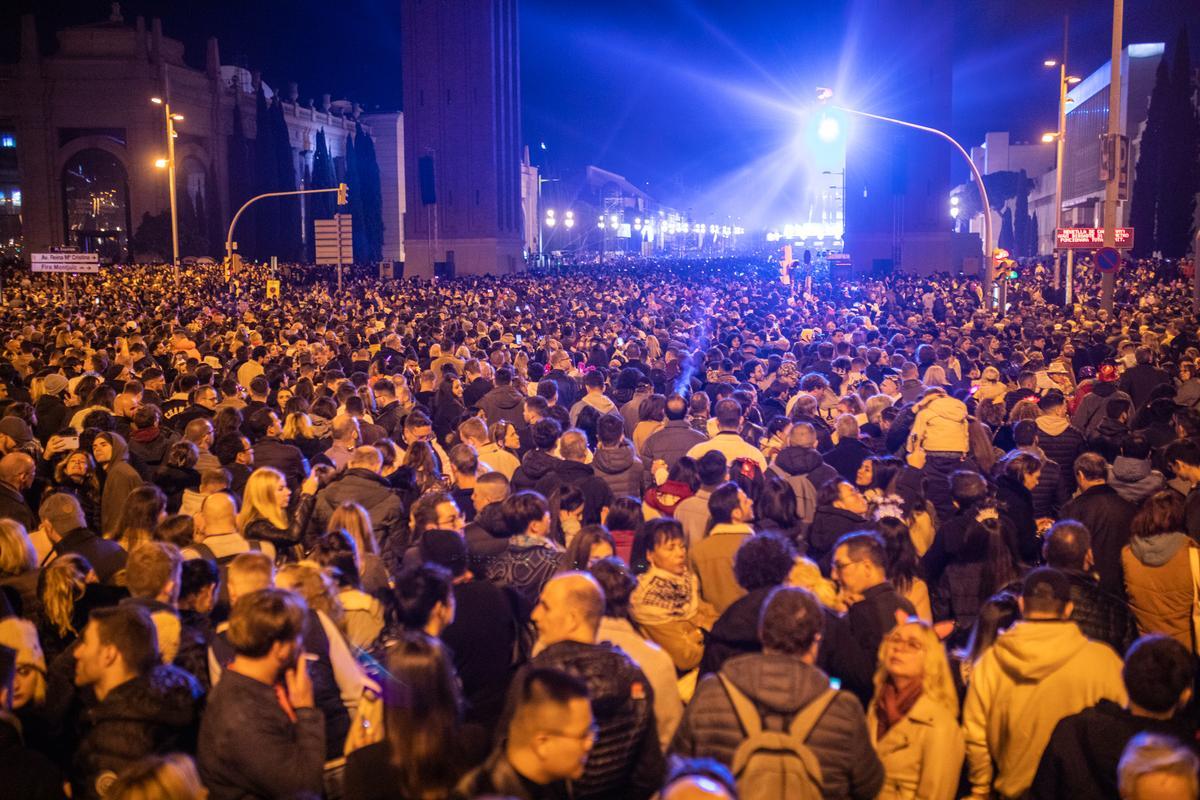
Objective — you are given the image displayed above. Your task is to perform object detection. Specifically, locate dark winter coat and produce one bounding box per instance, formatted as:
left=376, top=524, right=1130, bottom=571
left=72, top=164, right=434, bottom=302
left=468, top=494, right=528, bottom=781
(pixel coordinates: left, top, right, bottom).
left=592, top=443, right=644, bottom=498
left=311, top=468, right=405, bottom=547
left=526, top=640, right=664, bottom=800
left=807, top=505, right=866, bottom=570
left=672, top=653, right=884, bottom=800
left=533, top=460, right=614, bottom=525
left=150, top=465, right=200, bottom=514
left=994, top=474, right=1040, bottom=564
left=773, top=445, right=840, bottom=493
left=822, top=437, right=873, bottom=482
left=699, top=586, right=772, bottom=675
left=73, top=665, right=204, bottom=800
left=43, top=527, right=127, bottom=585
left=34, top=394, right=70, bottom=444
left=1030, top=700, right=1196, bottom=800
left=464, top=501, right=511, bottom=576
left=639, top=420, right=708, bottom=484
left=0, top=712, right=65, bottom=800
left=1120, top=364, right=1171, bottom=410
left=250, top=436, right=309, bottom=491
left=1060, top=484, right=1137, bottom=598
left=197, top=669, right=325, bottom=800
left=478, top=384, right=526, bottom=426
left=442, top=578, right=521, bottom=730
left=1059, top=569, right=1138, bottom=654
left=511, top=449, right=564, bottom=492
left=0, top=481, right=35, bottom=531
left=1034, top=418, right=1087, bottom=495
left=126, top=427, right=178, bottom=472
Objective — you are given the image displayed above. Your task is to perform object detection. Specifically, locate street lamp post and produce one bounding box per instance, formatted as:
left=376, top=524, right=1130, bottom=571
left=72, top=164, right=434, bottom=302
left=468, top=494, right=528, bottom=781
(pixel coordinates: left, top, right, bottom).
left=817, top=89, right=996, bottom=312
left=1100, top=0, right=1123, bottom=314
left=151, top=96, right=182, bottom=281
left=1044, top=17, right=1079, bottom=294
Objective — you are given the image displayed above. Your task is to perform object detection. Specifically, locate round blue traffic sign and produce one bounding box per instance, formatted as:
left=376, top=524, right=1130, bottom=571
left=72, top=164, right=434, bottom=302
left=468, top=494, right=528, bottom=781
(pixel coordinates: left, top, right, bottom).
left=1096, top=247, right=1121, bottom=273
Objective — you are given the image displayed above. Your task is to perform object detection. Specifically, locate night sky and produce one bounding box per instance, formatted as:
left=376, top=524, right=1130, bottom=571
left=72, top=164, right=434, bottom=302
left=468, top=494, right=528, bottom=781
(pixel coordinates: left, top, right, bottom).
left=4, top=0, right=1197, bottom=221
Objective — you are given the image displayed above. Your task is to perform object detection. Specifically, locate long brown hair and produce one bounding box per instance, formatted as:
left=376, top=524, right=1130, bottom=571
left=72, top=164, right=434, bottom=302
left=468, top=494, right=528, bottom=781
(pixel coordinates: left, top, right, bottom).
left=382, top=632, right=465, bottom=799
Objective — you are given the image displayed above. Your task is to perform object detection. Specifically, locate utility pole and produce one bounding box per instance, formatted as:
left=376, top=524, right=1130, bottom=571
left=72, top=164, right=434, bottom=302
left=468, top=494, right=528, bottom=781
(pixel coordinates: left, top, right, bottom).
left=1052, top=16, right=1069, bottom=291
left=1100, top=0, right=1123, bottom=313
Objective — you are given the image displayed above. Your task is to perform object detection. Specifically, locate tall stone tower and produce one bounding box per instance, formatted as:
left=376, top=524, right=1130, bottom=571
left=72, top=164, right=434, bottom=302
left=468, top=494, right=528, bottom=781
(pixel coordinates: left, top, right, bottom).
left=401, top=0, right=525, bottom=278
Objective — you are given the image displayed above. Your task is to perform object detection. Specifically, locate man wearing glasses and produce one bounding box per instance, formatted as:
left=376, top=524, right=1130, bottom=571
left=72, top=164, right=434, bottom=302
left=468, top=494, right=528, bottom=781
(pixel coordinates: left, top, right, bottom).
left=458, top=667, right=595, bottom=800
left=831, top=531, right=916, bottom=701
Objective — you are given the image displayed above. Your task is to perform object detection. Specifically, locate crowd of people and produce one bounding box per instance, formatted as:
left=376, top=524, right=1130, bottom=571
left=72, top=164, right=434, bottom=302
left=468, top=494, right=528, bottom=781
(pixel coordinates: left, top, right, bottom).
left=0, top=253, right=1196, bottom=800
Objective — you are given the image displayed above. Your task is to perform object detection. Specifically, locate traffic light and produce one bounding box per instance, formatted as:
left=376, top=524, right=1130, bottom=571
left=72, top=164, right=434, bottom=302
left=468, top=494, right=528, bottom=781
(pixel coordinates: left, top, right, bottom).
left=336, top=183, right=348, bottom=206
left=991, top=248, right=1009, bottom=281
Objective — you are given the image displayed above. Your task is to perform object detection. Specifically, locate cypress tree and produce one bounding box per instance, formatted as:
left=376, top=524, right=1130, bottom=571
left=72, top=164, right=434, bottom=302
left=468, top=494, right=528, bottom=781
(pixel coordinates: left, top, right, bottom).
left=227, top=97, right=255, bottom=259
left=252, top=85, right=278, bottom=260
left=207, top=162, right=224, bottom=259
left=1029, top=210, right=1040, bottom=257
left=1014, top=171, right=1030, bottom=258
left=354, top=122, right=384, bottom=262
left=271, top=98, right=301, bottom=262
left=307, top=130, right=336, bottom=262
left=1130, top=59, right=1171, bottom=256
left=344, top=132, right=367, bottom=263
left=999, top=207, right=1016, bottom=255
left=1158, top=28, right=1198, bottom=258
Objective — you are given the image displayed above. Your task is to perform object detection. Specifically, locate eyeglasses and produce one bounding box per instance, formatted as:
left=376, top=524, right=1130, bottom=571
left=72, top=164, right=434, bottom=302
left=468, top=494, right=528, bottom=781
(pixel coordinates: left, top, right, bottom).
left=885, top=635, right=926, bottom=653
left=832, top=559, right=860, bottom=573
left=544, top=722, right=599, bottom=745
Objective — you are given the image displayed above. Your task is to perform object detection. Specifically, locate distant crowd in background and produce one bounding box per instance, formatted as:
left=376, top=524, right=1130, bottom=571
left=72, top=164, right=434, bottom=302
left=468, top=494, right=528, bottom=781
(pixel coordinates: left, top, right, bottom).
left=0, top=254, right=1195, bottom=799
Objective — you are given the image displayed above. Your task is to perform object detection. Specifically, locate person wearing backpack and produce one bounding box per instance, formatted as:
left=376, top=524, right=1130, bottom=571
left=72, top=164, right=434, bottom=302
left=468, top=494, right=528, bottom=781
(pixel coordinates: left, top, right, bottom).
left=671, top=586, right=884, bottom=800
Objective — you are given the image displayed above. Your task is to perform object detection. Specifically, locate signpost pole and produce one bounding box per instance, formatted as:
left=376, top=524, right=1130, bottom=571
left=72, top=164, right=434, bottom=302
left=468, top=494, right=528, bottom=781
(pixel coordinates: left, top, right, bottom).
left=1066, top=249, right=1074, bottom=306
left=1100, top=0, right=1123, bottom=313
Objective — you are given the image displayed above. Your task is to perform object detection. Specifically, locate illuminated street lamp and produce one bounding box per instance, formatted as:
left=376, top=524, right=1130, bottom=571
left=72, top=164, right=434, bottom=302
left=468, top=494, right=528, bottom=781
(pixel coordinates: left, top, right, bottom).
left=151, top=96, right=182, bottom=280
left=817, top=86, right=995, bottom=311
left=1044, top=25, right=1083, bottom=291
left=564, top=210, right=575, bottom=229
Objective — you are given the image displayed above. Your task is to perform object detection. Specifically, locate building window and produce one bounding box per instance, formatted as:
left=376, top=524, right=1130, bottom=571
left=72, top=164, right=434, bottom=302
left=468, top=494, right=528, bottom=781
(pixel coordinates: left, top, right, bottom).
left=0, top=135, right=13, bottom=148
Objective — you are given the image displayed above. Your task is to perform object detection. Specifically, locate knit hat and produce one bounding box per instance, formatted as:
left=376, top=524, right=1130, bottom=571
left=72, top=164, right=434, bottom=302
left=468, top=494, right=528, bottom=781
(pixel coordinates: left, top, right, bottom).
left=0, top=617, right=46, bottom=672
left=418, top=530, right=468, bottom=577
left=43, top=373, right=69, bottom=396
left=0, top=416, right=33, bottom=446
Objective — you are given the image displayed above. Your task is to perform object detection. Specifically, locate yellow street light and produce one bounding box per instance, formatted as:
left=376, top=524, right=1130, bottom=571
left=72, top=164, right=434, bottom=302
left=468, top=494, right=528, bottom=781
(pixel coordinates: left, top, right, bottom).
left=154, top=158, right=169, bottom=168
left=1041, top=132, right=1058, bottom=143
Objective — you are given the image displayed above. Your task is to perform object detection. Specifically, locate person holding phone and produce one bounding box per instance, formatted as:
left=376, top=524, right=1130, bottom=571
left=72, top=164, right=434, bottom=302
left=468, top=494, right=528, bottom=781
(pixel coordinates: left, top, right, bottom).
left=198, top=588, right=326, bottom=800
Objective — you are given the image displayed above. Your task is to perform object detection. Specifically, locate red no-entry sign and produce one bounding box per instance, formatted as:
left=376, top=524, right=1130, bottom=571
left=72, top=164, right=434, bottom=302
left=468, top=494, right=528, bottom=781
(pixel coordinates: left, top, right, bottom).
left=1096, top=247, right=1121, bottom=273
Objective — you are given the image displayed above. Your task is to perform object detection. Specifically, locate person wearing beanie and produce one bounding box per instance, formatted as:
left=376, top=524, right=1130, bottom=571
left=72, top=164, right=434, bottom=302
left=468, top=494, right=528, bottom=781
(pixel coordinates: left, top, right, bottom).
left=34, top=373, right=71, bottom=443
left=963, top=567, right=1127, bottom=799
left=0, top=642, right=65, bottom=800
left=421, top=528, right=519, bottom=731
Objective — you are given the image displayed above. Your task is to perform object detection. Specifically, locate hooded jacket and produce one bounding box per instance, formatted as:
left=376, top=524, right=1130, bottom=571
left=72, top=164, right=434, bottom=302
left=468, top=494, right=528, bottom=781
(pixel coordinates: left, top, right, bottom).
left=510, top=448, right=563, bottom=491
left=569, top=391, right=619, bottom=426
left=478, top=384, right=525, bottom=425
left=592, top=442, right=644, bottom=498
left=533, top=460, right=613, bottom=524
left=73, top=665, right=204, bottom=800
left=962, top=620, right=1127, bottom=799
left=1070, top=382, right=1130, bottom=436
left=773, top=445, right=838, bottom=506
left=1121, top=532, right=1196, bottom=651
left=1107, top=457, right=1165, bottom=505
left=908, top=394, right=968, bottom=454
left=98, top=432, right=145, bottom=538
left=672, top=653, right=885, bottom=800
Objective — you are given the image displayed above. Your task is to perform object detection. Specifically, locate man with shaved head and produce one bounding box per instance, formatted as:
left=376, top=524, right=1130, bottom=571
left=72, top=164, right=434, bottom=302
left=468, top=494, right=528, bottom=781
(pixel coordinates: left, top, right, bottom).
left=310, top=445, right=405, bottom=544
left=525, top=572, right=664, bottom=799
left=0, top=452, right=35, bottom=530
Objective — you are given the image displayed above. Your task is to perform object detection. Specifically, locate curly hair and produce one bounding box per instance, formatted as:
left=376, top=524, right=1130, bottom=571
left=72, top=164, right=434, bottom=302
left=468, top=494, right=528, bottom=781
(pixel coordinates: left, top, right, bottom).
left=733, top=531, right=796, bottom=591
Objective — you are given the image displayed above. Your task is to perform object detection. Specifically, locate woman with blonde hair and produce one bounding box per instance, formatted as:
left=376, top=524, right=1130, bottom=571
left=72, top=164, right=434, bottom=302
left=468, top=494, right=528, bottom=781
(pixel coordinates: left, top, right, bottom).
left=108, top=753, right=207, bottom=800
left=0, top=518, right=39, bottom=614
left=237, top=467, right=318, bottom=559
left=923, top=364, right=949, bottom=389
left=276, top=560, right=345, bottom=630
left=327, top=502, right=389, bottom=595
left=34, top=553, right=90, bottom=661
left=282, top=411, right=324, bottom=460
left=867, top=618, right=964, bottom=799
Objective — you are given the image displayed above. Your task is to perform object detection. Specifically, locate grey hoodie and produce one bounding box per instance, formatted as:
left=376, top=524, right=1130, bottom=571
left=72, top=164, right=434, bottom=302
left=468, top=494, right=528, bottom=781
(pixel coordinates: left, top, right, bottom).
left=1107, top=457, right=1165, bottom=504
left=1128, top=531, right=1191, bottom=567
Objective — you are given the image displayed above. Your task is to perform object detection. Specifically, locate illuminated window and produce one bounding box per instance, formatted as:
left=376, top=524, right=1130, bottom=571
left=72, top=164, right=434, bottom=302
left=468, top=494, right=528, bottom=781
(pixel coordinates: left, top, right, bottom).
left=0, top=135, right=13, bottom=148
left=11, top=191, right=19, bottom=207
